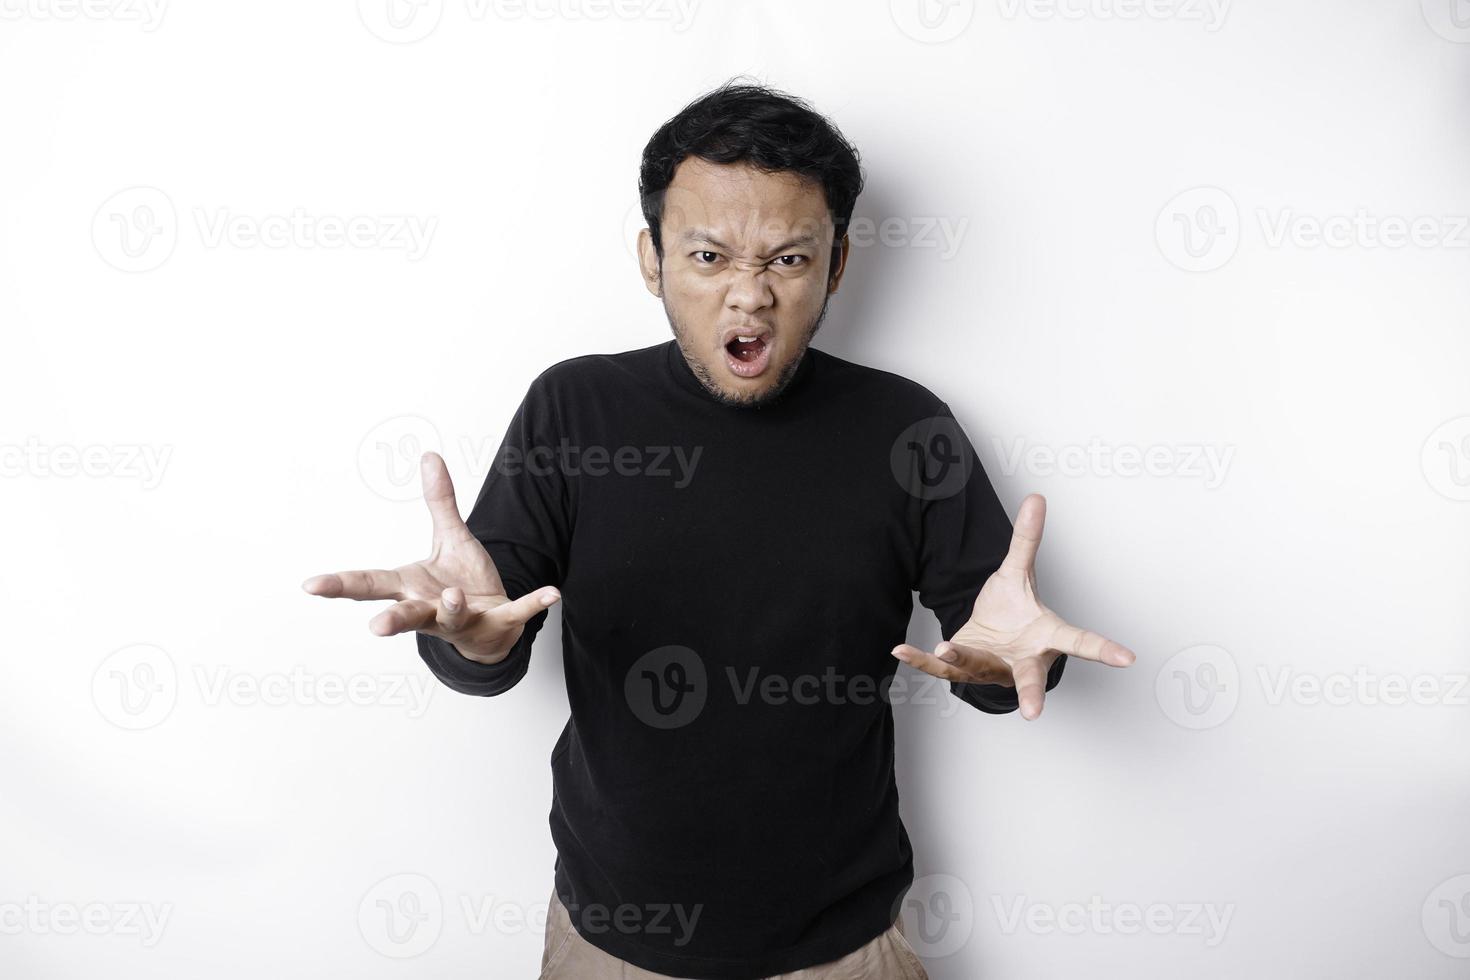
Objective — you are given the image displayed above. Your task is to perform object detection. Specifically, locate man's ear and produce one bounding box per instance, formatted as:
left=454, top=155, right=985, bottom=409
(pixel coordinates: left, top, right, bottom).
left=637, top=227, right=662, bottom=298
left=828, top=233, right=850, bottom=294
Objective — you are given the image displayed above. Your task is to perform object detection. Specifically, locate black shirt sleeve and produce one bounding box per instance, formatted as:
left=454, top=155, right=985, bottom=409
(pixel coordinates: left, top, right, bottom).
left=911, top=404, right=1066, bottom=714
left=416, top=373, right=572, bottom=697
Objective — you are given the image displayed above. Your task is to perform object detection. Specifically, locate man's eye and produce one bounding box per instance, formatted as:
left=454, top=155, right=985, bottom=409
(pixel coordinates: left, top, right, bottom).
left=693, top=251, right=719, bottom=264
left=774, top=255, right=807, bottom=267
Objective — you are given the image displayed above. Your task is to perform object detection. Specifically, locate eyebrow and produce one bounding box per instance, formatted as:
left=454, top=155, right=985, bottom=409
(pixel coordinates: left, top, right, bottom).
left=680, top=229, right=824, bottom=257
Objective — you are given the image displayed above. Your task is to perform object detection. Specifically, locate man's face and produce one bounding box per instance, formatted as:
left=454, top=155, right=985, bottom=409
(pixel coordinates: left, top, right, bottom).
left=638, top=158, right=849, bottom=408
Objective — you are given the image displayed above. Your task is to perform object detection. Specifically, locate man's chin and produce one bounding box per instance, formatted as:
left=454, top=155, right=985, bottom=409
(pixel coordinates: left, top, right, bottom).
left=712, top=382, right=780, bottom=408
left=667, top=297, right=828, bottom=409
left=710, top=354, right=805, bottom=408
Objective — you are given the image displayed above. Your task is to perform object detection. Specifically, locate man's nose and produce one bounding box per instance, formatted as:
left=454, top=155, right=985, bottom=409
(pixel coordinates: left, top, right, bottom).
left=724, top=265, right=774, bottom=313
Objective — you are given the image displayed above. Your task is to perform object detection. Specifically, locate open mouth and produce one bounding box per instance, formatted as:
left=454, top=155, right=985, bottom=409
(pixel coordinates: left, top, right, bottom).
left=722, top=332, right=772, bottom=378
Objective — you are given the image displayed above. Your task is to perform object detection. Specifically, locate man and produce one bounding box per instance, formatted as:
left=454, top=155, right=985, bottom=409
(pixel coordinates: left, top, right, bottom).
left=304, top=80, right=1135, bottom=979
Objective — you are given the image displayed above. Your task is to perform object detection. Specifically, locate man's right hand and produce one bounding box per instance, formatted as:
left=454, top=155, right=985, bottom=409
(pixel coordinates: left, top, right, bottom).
left=301, top=451, right=561, bottom=665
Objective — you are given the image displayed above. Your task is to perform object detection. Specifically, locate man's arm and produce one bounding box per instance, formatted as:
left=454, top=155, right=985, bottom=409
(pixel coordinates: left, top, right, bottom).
left=303, top=454, right=563, bottom=690
left=417, top=375, right=572, bottom=697
left=909, top=405, right=1066, bottom=715
left=898, top=404, right=1135, bottom=720
left=302, top=372, right=568, bottom=692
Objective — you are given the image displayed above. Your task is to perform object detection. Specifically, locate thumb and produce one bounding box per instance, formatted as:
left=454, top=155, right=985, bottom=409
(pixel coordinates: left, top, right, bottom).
left=490, top=585, right=562, bottom=628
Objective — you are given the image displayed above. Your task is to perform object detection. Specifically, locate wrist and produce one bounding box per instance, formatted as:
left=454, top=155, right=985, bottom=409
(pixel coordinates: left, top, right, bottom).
left=452, top=640, right=508, bottom=666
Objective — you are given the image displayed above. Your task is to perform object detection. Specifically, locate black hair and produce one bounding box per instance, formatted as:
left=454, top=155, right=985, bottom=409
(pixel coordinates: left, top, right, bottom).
left=638, top=77, right=865, bottom=284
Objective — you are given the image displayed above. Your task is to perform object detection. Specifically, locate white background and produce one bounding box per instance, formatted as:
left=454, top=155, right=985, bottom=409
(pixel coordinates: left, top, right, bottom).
left=3, top=1, right=1469, bottom=977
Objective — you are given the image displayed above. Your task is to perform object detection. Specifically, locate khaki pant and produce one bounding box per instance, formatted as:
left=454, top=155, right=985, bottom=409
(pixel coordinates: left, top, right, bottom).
left=539, top=887, right=929, bottom=979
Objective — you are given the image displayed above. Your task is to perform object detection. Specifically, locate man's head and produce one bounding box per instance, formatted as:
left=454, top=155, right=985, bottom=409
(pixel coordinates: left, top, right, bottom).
left=636, top=79, right=864, bottom=408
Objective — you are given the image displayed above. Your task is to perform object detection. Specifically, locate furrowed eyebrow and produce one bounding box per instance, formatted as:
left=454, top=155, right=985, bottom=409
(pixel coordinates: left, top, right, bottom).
left=681, top=229, right=823, bottom=259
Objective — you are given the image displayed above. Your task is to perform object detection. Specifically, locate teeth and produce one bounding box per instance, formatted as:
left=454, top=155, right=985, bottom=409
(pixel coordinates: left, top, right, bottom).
left=737, top=335, right=757, bottom=343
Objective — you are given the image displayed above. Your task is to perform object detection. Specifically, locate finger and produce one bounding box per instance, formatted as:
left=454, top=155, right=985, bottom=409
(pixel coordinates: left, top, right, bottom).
left=369, top=598, right=439, bottom=637
left=436, top=587, right=470, bottom=632
left=1012, top=656, right=1051, bottom=721
left=302, top=569, right=404, bottom=601
left=933, top=640, right=1014, bottom=687
left=420, top=451, right=470, bottom=539
left=487, top=586, right=562, bottom=628
left=1000, top=493, right=1046, bottom=573
left=890, top=643, right=982, bottom=684
left=1048, top=620, right=1137, bottom=667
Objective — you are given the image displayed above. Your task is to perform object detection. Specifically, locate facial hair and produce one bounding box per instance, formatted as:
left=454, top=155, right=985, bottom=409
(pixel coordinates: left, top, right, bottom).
left=663, top=290, right=831, bottom=410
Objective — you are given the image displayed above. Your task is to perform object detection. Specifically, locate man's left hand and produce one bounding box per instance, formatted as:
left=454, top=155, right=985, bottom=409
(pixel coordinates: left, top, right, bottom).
left=891, top=493, right=1135, bottom=720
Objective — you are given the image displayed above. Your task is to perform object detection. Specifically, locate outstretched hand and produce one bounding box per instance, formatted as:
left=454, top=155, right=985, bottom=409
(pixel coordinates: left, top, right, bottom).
left=891, top=493, right=1134, bottom=720
left=302, top=452, right=561, bottom=664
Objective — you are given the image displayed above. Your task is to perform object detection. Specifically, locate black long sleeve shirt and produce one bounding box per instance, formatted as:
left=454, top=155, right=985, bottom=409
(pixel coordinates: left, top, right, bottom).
left=417, top=340, right=1065, bottom=978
